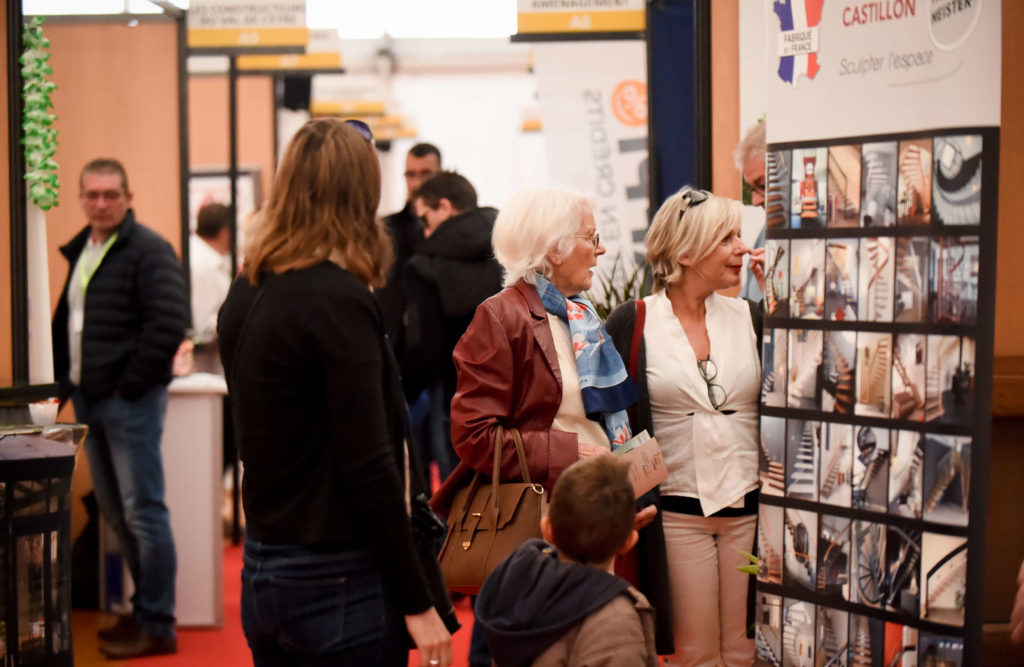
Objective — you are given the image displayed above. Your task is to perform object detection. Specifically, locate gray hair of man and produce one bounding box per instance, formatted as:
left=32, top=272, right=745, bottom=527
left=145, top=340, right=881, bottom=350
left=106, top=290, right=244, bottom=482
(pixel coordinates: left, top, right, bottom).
left=733, top=119, right=767, bottom=170
left=492, top=186, right=594, bottom=287
left=645, top=188, right=743, bottom=292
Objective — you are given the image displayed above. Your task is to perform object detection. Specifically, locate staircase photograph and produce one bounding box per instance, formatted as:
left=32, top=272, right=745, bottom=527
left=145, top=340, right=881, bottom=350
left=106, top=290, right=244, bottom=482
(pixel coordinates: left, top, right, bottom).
left=860, top=141, right=898, bottom=228
left=819, top=422, right=853, bottom=507
left=824, top=240, right=859, bottom=321
left=849, top=614, right=885, bottom=666
left=858, top=237, right=895, bottom=322
left=757, top=504, right=784, bottom=585
left=925, top=335, right=975, bottom=425
left=922, top=435, right=971, bottom=526
left=788, top=329, right=825, bottom=410
left=815, top=607, right=849, bottom=666
left=817, top=515, right=851, bottom=599
left=762, top=329, right=789, bottom=408
left=791, top=147, right=828, bottom=228
left=822, top=332, right=856, bottom=416
left=891, top=333, right=926, bottom=421
left=921, top=534, right=968, bottom=628
left=827, top=144, right=862, bottom=228
left=782, top=599, right=816, bottom=666
left=759, top=416, right=786, bottom=497
left=755, top=593, right=783, bottom=667
left=785, top=508, right=818, bottom=590
left=894, top=237, right=929, bottom=323
left=766, top=149, right=792, bottom=230
left=790, top=239, right=826, bottom=319
left=855, top=333, right=893, bottom=418
left=888, top=430, right=924, bottom=518
left=932, top=134, right=982, bottom=226
left=896, top=138, right=933, bottom=226
left=786, top=420, right=821, bottom=501
left=929, top=236, right=979, bottom=325
left=764, top=240, right=789, bottom=316
left=852, top=426, right=891, bottom=512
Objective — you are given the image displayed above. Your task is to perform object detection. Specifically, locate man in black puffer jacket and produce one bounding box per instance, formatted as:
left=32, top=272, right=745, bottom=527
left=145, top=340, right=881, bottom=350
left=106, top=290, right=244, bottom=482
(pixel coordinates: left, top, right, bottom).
left=401, top=171, right=503, bottom=479
left=52, top=158, right=186, bottom=659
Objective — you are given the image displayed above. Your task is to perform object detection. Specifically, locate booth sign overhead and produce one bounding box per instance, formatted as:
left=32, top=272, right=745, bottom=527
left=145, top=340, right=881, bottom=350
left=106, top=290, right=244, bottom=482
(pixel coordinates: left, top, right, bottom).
left=188, top=0, right=309, bottom=49
left=517, top=0, right=645, bottom=34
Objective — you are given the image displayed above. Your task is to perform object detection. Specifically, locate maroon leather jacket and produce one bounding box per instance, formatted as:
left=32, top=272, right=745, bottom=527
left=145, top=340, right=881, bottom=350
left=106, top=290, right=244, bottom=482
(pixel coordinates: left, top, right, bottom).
left=431, top=280, right=579, bottom=516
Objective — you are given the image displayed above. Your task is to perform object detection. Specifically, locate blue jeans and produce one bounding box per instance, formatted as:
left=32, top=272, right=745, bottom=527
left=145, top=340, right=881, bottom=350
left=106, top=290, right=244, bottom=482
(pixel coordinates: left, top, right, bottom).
left=241, top=539, right=407, bottom=666
left=73, top=385, right=176, bottom=639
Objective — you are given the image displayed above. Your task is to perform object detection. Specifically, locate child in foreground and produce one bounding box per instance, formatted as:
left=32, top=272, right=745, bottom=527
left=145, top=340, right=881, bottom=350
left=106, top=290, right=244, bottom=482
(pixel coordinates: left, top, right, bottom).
left=474, top=455, right=658, bottom=666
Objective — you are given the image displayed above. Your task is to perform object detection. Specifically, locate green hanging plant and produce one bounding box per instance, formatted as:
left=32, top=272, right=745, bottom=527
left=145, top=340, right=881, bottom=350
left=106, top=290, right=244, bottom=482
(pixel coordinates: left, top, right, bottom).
left=21, top=16, right=59, bottom=211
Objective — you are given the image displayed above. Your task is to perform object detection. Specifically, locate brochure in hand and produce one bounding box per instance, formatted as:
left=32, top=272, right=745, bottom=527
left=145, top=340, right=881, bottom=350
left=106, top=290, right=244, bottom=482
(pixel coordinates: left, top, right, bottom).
left=613, top=429, right=668, bottom=497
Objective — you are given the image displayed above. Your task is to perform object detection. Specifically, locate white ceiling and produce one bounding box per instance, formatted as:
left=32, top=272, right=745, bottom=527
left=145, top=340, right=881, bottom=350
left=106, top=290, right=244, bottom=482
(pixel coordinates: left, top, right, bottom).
left=22, top=0, right=517, bottom=39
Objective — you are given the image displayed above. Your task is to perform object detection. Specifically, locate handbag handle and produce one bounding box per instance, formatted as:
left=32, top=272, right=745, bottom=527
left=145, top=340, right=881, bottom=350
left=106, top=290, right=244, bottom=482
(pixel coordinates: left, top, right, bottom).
left=489, top=425, right=535, bottom=522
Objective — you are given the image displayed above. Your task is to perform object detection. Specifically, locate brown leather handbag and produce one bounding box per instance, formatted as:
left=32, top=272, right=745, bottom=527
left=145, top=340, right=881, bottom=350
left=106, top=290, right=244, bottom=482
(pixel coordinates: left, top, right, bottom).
left=438, top=425, right=545, bottom=594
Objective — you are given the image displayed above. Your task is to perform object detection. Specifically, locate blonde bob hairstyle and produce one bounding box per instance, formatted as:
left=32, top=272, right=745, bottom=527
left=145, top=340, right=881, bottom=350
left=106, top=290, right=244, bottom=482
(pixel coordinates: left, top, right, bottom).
left=645, top=188, right=743, bottom=291
left=492, top=186, right=593, bottom=287
left=244, top=118, right=392, bottom=287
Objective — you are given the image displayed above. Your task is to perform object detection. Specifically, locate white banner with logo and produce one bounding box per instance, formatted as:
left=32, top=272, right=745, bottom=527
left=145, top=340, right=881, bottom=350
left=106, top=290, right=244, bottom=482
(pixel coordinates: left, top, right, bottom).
left=767, top=0, right=1000, bottom=142
left=533, top=40, right=649, bottom=276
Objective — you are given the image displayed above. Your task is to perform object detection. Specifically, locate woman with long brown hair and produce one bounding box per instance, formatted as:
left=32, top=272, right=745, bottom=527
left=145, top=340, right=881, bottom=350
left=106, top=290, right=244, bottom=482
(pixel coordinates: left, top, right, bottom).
left=218, top=118, right=452, bottom=666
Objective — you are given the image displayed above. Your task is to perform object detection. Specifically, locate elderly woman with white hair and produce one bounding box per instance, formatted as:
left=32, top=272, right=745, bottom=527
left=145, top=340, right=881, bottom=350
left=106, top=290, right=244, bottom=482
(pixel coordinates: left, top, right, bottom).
left=607, top=188, right=765, bottom=666
left=432, top=187, right=638, bottom=516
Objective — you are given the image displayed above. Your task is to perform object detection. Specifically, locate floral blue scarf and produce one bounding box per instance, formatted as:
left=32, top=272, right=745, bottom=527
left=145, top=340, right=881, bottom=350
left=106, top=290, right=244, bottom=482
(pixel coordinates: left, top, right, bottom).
left=535, top=275, right=636, bottom=447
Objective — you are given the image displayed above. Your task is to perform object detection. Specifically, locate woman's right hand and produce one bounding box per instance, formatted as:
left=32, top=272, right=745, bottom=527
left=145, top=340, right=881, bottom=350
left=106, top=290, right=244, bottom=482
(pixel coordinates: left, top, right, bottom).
left=405, top=608, right=453, bottom=667
left=578, top=442, right=611, bottom=458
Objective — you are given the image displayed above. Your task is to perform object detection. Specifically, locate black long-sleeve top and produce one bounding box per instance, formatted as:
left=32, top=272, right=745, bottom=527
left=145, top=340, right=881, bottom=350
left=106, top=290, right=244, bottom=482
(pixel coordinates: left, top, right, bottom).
left=217, top=261, right=432, bottom=614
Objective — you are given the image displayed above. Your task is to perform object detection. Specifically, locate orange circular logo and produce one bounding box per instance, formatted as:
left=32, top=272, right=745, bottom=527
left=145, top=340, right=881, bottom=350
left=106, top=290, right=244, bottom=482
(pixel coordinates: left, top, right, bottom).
left=611, top=80, right=648, bottom=127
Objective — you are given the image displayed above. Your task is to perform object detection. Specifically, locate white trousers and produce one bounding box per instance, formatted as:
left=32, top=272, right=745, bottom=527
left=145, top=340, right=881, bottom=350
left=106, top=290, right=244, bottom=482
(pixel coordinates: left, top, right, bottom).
left=661, top=511, right=757, bottom=667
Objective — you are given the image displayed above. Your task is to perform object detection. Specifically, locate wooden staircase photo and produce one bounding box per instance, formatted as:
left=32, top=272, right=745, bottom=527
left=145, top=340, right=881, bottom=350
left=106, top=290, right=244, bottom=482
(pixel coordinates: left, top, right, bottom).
left=766, top=150, right=789, bottom=229
left=895, top=238, right=927, bottom=322
left=860, top=237, right=892, bottom=321
left=897, top=140, right=932, bottom=225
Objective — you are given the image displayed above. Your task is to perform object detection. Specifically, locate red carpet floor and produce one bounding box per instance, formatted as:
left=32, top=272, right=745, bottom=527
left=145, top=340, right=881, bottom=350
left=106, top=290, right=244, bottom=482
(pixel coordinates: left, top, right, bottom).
left=123, top=543, right=477, bottom=666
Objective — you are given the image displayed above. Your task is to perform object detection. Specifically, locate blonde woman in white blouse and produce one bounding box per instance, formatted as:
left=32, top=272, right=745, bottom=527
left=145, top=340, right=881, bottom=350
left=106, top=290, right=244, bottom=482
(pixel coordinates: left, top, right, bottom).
left=607, top=189, right=765, bottom=666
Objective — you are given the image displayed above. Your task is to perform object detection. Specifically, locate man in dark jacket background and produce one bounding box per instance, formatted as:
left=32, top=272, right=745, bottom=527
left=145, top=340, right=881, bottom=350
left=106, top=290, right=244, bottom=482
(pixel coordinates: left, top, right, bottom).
left=378, top=142, right=442, bottom=361
left=52, top=158, right=187, bottom=658
left=402, top=171, right=503, bottom=479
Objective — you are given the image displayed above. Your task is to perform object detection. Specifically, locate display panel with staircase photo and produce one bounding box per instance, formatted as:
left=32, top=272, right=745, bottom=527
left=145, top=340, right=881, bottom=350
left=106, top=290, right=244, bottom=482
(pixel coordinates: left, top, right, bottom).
left=765, top=240, right=790, bottom=316
left=920, top=533, right=967, bottom=628
left=790, top=239, right=826, bottom=319
left=922, top=436, right=970, bottom=527
left=848, top=614, right=885, bottom=666
left=860, top=141, right=898, bottom=228
left=760, top=416, right=786, bottom=497
left=755, top=593, right=783, bottom=667
left=827, top=144, right=862, bottom=228
left=932, top=135, right=982, bottom=227
left=891, top=333, right=927, bottom=421
left=789, top=330, right=824, bottom=410
left=786, top=420, right=821, bottom=501
left=791, top=147, right=828, bottom=228
left=857, top=237, right=894, bottom=322
left=816, top=515, right=851, bottom=600
left=888, top=430, right=924, bottom=518
left=784, top=509, right=818, bottom=590
left=757, top=503, right=784, bottom=585
left=925, top=335, right=975, bottom=426
left=855, top=332, right=893, bottom=418
left=929, top=236, right=979, bottom=325
left=897, top=138, right=932, bottom=226
left=852, top=426, right=890, bottom=512
left=894, top=237, right=929, bottom=323
left=783, top=599, right=817, bottom=666
left=824, top=240, right=859, bottom=321
left=762, top=329, right=789, bottom=408
left=819, top=422, right=853, bottom=508
left=822, top=331, right=856, bottom=416
left=766, top=149, right=792, bottom=230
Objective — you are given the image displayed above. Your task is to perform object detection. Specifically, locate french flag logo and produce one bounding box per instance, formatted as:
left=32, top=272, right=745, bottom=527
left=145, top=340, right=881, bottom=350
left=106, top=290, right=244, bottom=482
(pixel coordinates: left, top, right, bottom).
left=775, top=0, right=824, bottom=87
